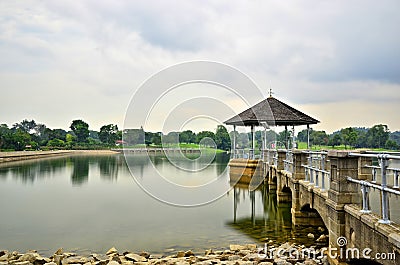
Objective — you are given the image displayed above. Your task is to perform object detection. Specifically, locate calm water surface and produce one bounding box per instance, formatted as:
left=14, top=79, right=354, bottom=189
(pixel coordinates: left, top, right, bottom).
left=0, top=153, right=323, bottom=255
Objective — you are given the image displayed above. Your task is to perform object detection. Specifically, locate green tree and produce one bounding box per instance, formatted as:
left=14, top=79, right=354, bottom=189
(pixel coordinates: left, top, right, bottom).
left=47, top=139, right=65, bottom=148
left=341, top=127, right=358, bottom=149
left=11, top=129, right=32, bottom=151
left=197, top=131, right=215, bottom=147
left=215, top=125, right=231, bottom=150
left=385, top=139, right=398, bottom=150
left=70, top=119, right=89, bottom=143
left=366, top=124, right=389, bottom=148
left=12, top=119, right=36, bottom=133
left=328, top=133, right=342, bottom=148
left=99, top=124, right=119, bottom=145
left=65, top=133, right=76, bottom=149
left=179, top=130, right=196, bottom=143
left=151, top=133, right=162, bottom=146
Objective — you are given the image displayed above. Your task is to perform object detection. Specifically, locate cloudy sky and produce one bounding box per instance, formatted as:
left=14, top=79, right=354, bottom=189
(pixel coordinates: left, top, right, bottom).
left=1, top=1, right=399, bottom=133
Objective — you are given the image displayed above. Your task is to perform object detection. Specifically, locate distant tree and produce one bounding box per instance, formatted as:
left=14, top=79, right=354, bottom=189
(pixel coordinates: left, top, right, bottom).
left=385, top=139, right=398, bottom=150
left=162, top=131, right=179, bottom=146
left=197, top=131, right=215, bottom=146
left=355, top=128, right=368, bottom=148
left=366, top=124, right=389, bottom=148
left=215, top=125, right=231, bottom=150
left=328, top=133, right=342, bottom=148
left=70, top=120, right=89, bottom=143
left=12, top=119, right=36, bottom=133
left=390, top=131, right=400, bottom=147
left=151, top=133, right=162, bottom=146
left=47, top=139, right=65, bottom=148
left=310, top=130, right=329, bottom=146
left=48, top=129, right=67, bottom=141
left=236, top=132, right=250, bottom=148
left=99, top=124, right=119, bottom=145
left=123, top=127, right=145, bottom=145
left=341, top=127, right=358, bottom=149
left=65, top=133, right=76, bottom=148
left=179, top=130, right=196, bottom=144
left=297, top=129, right=309, bottom=143
left=11, top=129, right=31, bottom=151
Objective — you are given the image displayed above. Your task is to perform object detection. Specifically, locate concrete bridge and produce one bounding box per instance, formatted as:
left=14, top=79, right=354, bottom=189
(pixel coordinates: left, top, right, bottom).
left=112, top=148, right=201, bottom=154
left=230, top=149, right=400, bottom=265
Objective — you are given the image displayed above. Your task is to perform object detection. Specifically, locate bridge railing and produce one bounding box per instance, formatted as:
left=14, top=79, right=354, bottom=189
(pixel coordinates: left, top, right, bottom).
left=348, top=152, right=400, bottom=224
left=302, top=151, right=330, bottom=191
left=233, top=149, right=261, bottom=159
left=283, top=149, right=294, bottom=173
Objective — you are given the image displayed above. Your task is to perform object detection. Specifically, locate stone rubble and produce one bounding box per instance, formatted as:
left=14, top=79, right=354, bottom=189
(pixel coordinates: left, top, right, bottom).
left=0, top=244, right=329, bottom=265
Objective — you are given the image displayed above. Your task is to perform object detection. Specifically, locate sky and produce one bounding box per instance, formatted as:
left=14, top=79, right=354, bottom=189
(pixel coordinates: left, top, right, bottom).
left=1, top=1, right=399, bottom=134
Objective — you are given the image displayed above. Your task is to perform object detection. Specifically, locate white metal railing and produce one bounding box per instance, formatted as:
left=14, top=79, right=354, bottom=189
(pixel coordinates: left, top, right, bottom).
left=302, top=151, right=330, bottom=191
left=283, top=149, right=294, bottom=173
left=348, top=153, right=400, bottom=224
left=232, top=148, right=256, bottom=159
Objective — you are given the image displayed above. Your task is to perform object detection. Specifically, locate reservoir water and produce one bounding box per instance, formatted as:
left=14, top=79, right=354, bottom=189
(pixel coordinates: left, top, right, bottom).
left=0, top=153, right=328, bottom=255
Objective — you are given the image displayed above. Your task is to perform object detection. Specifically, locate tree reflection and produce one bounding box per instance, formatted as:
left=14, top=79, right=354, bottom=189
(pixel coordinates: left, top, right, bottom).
left=99, top=155, right=119, bottom=181
left=0, top=158, right=66, bottom=184
left=70, top=156, right=89, bottom=186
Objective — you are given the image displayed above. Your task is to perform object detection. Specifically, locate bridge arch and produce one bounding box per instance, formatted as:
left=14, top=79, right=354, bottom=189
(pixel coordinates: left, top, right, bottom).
left=298, top=203, right=327, bottom=228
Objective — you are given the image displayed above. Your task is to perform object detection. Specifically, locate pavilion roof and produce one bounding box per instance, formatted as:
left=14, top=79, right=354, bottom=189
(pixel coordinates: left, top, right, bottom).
left=224, top=96, right=319, bottom=127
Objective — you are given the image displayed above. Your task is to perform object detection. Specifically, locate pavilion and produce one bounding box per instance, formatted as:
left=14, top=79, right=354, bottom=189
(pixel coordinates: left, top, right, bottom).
left=224, top=93, right=319, bottom=159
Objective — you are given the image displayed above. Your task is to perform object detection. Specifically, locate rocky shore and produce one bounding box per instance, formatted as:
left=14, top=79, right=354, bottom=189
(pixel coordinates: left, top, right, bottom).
left=0, top=243, right=329, bottom=265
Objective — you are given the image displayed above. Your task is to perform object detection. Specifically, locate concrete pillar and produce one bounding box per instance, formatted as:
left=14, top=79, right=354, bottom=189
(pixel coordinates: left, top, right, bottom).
left=292, top=150, right=308, bottom=180
left=276, top=149, right=286, bottom=171
left=326, top=151, right=361, bottom=263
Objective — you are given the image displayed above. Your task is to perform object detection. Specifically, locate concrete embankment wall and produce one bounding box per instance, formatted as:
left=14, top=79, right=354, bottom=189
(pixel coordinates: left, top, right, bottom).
left=0, top=150, right=118, bottom=163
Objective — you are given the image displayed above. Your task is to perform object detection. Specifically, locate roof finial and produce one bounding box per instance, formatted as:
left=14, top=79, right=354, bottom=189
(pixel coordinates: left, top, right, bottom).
left=268, top=81, right=274, bottom=98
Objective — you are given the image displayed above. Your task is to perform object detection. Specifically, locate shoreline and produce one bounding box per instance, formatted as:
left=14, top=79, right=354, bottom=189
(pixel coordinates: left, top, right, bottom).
left=0, top=243, right=329, bottom=265
left=0, top=150, right=119, bottom=163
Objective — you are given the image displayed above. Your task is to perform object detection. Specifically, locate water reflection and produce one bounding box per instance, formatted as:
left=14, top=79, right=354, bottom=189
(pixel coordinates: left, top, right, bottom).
left=0, top=155, right=128, bottom=186
left=70, top=156, right=90, bottom=186
left=228, top=183, right=328, bottom=247
left=98, top=155, right=119, bottom=181
left=0, top=158, right=66, bottom=184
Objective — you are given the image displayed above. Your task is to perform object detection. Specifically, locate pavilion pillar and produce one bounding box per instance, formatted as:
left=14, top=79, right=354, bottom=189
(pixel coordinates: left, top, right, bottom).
left=285, top=125, right=288, bottom=150
left=307, top=124, right=310, bottom=149
left=233, top=125, right=236, bottom=158
left=292, top=125, right=295, bottom=149
left=251, top=125, right=255, bottom=159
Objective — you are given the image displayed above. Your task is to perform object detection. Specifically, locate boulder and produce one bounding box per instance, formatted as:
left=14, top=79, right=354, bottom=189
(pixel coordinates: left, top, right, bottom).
left=18, top=253, right=38, bottom=263
left=106, top=248, right=118, bottom=256
left=307, top=233, right=315, bottom=239
left=316, top=234, right=327, bottom=242
left=125, top=253, right=147, bottom=263
left=176, top=252, right=185, bottom=258
left=229, top=245, right=245, bottom=252
left=184, top=250, right=194, bottom=257
left=107, top=261, right=119, bottom=265
left=61, top=256, right=88, bottom=265
left=53, top=255, right=63, bottom=265
left=13, top=262, right=33, bottom=265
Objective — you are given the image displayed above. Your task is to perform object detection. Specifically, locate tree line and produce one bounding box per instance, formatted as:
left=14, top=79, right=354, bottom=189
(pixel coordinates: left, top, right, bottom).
left=297, top=124, right=399, bottom=150
left=0, top=119, right=232, bottom=151
left=1, top=119, right=398, bottom=151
